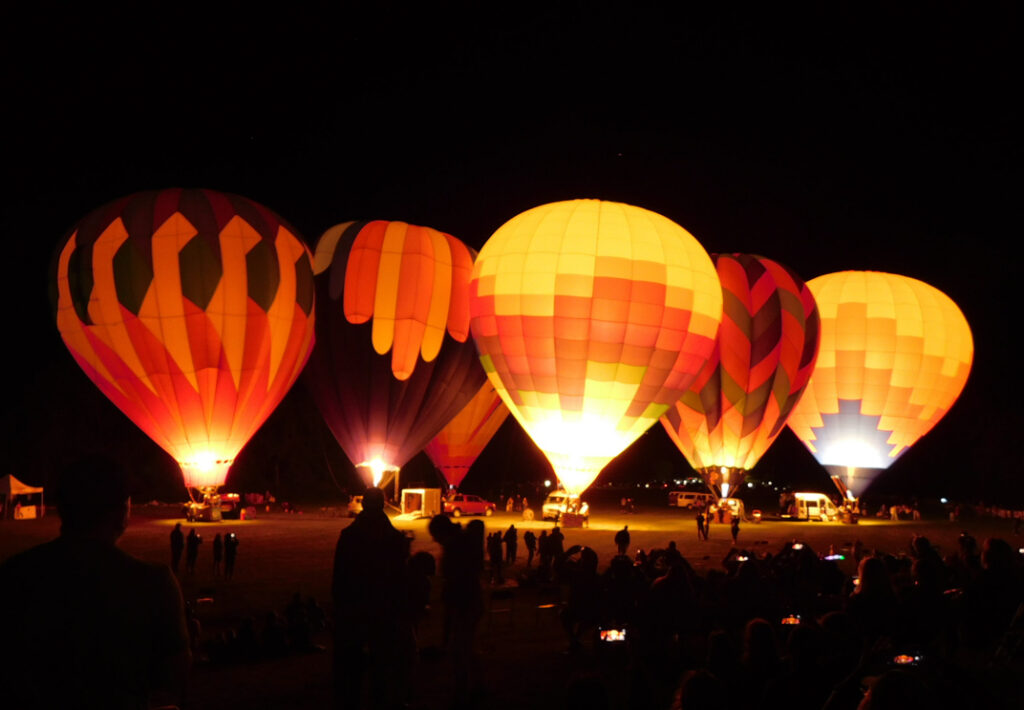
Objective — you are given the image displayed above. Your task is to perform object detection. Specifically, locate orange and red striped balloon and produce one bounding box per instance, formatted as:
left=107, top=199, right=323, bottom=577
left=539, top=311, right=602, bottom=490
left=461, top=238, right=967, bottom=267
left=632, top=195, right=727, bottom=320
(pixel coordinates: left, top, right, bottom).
left=423, top=381, right=509, bottom=489
left=661, top=254, right=819, bottom=496
left=53, top=189, right=316, bottom=490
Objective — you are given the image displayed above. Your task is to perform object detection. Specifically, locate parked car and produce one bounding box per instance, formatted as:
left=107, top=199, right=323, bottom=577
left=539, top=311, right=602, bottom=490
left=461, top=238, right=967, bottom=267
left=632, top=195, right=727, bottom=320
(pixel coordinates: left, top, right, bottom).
left=792, top=492, right=840, bottom=522
left=668, top=491, right=715, bottom=509
left=542, top=491, right=589, bottom=522
left=443, top=493, right=496, bottom=517
left=182, top=492, right=243, bottom=522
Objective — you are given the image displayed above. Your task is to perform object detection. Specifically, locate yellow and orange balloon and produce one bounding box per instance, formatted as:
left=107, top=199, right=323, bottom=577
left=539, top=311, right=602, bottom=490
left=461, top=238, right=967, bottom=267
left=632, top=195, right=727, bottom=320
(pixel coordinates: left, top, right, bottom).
left=52, top=189, right=316, bottom=490
left=786, top=271, right=973, bottom=497
left=469, top=199, right=723, bottom=496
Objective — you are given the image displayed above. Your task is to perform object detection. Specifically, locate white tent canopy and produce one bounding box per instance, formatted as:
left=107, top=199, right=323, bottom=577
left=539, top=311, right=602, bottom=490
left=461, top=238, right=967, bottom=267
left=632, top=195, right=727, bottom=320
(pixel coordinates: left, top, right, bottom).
left=1, top=474, right=45, bottom=519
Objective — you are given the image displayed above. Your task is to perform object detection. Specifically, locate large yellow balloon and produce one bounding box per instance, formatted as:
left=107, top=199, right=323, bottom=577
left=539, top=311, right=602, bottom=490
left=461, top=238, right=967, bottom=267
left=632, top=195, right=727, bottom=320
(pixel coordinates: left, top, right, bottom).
left=787, top=271, right=973, bottom=497
left=469, top=200, right=723, bottom=496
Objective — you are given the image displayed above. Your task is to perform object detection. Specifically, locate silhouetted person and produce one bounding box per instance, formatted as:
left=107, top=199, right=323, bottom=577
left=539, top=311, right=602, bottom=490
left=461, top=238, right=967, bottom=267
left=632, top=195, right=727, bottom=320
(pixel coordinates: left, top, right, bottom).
left=524, top=529, right=537, bottom=567
left=696, top=511, right=706, bottom=540
left=224, top=532, right=239, bottom=579
left=0, top=456, right=190, bottom=709
left=538, top=530, right=553, bottom=577
left=212, top=532, right=223, bottom=575
left=170, top=521, right=185, bottom=574
left=549, top=524, right=565, bottom=557
left=615, top=525, right=630, bottom=555
left=428, top=513, right=484, bottom=708
left=333, top=488, right=410, bottom=710
left=186, top=527, right=202, bottom=574
left=503, top=524, right=518, bottom=563
left=488, top=530, right=504, bottom=584
left=561, top=546, right=601, bottom=652
left=731, top=515, right=740, bottom=544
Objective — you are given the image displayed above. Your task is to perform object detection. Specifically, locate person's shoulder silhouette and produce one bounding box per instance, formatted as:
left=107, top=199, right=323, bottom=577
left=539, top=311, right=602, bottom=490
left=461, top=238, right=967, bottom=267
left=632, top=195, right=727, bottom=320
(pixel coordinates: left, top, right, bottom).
left=0, top=455, right=190, bottom=709
left=332, top=487, right=407, bottom=614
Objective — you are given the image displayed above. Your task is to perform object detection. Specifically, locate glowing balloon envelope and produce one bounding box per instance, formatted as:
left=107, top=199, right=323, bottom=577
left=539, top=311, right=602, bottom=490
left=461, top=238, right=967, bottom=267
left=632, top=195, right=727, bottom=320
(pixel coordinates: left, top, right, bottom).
left=423, top=381, right=509, bottom=489
left=786, top=271, right=973, bottom=498
left=303, top=221, right=487, bottom=486
left=661, top=254, right=820, bottom=497
left=469, top=199, right=723, bottom=496
left=52, top=188, right=316, bottom=490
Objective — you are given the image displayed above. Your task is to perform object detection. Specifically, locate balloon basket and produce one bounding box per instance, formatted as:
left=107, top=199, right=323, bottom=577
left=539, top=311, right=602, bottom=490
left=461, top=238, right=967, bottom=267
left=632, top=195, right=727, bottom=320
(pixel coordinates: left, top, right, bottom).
left=561, top=512, right=587, bottom=528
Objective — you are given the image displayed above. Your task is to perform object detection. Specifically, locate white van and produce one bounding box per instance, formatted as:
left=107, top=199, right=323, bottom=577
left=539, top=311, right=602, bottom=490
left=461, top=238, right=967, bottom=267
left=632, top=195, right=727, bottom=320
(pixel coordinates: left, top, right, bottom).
left=793, top=492, right=840, bottom=522
left=542, top=491, right=588, bottom=522
left=669, top=491, right=715, bottom=510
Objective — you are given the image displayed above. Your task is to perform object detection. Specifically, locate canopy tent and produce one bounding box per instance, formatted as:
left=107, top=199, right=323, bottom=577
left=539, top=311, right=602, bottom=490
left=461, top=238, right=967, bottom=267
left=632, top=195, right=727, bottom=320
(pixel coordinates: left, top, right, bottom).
left=1, top=475, right=45, bottom=519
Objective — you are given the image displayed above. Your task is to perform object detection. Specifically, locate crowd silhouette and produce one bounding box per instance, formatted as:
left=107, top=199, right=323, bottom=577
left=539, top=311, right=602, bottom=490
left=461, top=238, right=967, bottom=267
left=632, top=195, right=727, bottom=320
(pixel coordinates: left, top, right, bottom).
left=330, top=504, right=1024, bottom=710
left=4, top=468, right=1024, bottom=710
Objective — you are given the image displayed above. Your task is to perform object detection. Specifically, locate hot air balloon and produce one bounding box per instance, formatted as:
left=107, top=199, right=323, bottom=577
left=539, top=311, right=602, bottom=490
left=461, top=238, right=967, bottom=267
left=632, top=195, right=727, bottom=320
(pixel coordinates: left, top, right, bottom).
left=786, top=271, right=973, bottom=499
left=469, top=199, right=723, bottom=497
left=52, top=188, right=316, bottom=493
left=423, top=381, right=509, bottom=490
left=661, top=254, right=820, bottom=497
left=302, top=220, right=487, bottom=488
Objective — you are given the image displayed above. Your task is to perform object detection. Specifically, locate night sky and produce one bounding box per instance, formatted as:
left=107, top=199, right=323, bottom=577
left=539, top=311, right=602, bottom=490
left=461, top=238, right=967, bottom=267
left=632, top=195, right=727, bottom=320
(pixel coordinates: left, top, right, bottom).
left=4, top=4, right=1019, bottom=502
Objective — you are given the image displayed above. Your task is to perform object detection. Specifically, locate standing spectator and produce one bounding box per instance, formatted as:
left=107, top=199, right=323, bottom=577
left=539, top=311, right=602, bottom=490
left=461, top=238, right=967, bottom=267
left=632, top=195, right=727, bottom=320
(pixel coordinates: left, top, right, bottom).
left=696, top=511, right=706, bottom=541
left=224, top=532, right=239, bottom=580
left=615, top=525, right=631, bottom=555
left=524, top=529, right=537, bottom=567
left=212, top=533, right=223, bottom=576
left=487, top=532, right=504, bottom=584
left=334, top=488, right=411, bottom=710
left=503, top=524, right=518, bottom=563
left=170, top=522, right=184, bottom=574
left=185, top=528, right=202, bottom=574
left=549, top=525, right=565, bottom=557
left=704, top=507, right=712, bottom=539
left=731, top=514, right=740, bottom=545
left=428, top=514, right=484, bottom=709
left=0, top=456, right=190, bottom=709
left=538, top=530, right=552, bottom=573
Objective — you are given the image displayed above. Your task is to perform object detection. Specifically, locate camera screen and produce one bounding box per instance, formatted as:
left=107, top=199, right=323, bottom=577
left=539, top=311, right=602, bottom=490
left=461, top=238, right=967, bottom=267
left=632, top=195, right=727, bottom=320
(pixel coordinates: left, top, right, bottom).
left=600, top=628, right=626, bottom=642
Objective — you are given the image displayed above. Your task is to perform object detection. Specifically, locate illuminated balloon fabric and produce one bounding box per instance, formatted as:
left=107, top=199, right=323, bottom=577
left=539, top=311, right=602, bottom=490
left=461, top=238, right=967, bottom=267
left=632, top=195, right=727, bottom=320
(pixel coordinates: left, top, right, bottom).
left=786, top=271, right=973, bottom=497
left=53, top=188, right=316, bottom=489
left=303, top=221, right=487, bottom=480
left=423, top=381, right=510, bottom=489
left=660, top=254, right=820, bottom=496
left=469, top=199, right=723, bottom=496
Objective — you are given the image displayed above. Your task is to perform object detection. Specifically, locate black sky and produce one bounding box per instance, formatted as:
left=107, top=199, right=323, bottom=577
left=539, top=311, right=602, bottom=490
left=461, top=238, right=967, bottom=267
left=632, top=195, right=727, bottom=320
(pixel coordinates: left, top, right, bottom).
left=3, top=3, right=1020, bottom=501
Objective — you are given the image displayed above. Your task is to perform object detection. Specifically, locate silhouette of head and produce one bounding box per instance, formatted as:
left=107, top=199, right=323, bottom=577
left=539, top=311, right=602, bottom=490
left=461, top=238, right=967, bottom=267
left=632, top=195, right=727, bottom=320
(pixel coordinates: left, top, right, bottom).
left=362, top=487, right=385, bottom=513
left=55, top=455, right=131, bottom=540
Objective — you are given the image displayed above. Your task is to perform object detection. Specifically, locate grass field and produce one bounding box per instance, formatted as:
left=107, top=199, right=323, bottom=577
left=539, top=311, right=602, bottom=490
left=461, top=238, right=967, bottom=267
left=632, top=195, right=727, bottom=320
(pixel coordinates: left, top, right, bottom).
left=2, top=503, right=1019, bottom=709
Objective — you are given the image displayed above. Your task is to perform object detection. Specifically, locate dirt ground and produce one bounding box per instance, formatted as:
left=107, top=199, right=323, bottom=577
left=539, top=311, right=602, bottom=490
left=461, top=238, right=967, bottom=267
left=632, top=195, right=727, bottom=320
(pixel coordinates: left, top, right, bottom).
left=2, top=504, right=1019, bottom=709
